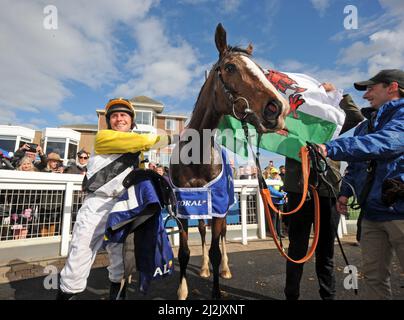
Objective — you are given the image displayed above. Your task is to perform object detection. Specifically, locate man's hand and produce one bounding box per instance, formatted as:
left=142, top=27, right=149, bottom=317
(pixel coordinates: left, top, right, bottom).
left=336, top=196, right=349, bottom=215
left=36, top=145, right=43, bottom=156
left=20, top=143, right=30, bottom=151
left=317, top=144, right=328, bottom=157
left=321, top=82, right=336, bottom=92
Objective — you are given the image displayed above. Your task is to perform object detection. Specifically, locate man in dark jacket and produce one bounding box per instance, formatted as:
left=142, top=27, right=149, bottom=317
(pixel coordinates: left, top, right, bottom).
left=284, top=84, right=364, bottom=300
left=12, top=143, right=47, bottom=171
left=319, top=69, right=404, bottom=299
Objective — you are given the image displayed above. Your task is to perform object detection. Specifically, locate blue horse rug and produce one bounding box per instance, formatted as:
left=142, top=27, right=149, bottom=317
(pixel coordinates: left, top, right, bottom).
left=104, top=179, right=174, bottom=294
left=170, top=144, right=235, bottom=220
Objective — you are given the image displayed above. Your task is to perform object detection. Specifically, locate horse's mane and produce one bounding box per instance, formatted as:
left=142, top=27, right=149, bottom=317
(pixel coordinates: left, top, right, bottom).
left=226, top=45, right=251, bottom=56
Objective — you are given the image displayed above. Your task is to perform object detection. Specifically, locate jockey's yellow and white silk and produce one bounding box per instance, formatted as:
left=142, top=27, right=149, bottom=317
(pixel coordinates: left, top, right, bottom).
left=95, top=130, right=171, bottom=155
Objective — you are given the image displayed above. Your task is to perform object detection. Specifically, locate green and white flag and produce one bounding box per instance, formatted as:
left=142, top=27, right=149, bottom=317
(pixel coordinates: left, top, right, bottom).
left=217, top=70, right=346, bottom=162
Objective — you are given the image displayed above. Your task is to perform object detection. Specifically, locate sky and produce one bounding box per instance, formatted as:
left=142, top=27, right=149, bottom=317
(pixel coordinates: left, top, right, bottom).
left=1, top=0, right=403, bottom=167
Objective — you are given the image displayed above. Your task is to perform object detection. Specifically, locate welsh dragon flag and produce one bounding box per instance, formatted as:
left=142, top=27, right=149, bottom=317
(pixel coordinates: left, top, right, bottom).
left=217, top=70, right=346, bottom=162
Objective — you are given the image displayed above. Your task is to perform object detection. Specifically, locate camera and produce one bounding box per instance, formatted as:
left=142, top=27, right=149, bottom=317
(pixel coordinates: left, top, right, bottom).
left=27, top=143, right=38, bottom=153
left=20, top=141, right=38, bottom=153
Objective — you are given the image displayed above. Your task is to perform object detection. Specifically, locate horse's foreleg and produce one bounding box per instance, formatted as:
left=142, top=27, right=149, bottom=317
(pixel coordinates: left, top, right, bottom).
left=220, top=221, right=232, bottom=279
left=198, top=219, right=210, bottom=278
left=209, top=217, right=223, bottom=299
left=177, top=219, right=190, bottom=300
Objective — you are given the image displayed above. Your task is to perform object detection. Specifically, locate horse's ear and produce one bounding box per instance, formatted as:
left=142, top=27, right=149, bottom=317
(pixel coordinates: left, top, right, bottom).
left=215, top=23, right=227, bottom=57
left=246, top=43, right=253, bottom=55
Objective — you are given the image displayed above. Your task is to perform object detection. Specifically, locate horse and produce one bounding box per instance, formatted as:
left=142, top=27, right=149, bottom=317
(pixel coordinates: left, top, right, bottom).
left=169, top=23, right=290, bottom=300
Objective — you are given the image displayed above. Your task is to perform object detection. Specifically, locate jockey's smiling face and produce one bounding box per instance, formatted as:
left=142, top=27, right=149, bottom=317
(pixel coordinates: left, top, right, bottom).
left=109, top=112, right=132, bottom=132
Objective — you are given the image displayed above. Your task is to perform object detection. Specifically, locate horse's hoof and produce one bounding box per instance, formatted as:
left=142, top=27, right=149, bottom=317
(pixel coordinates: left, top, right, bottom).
left=220, top=270, right=232, bottom=279
left=177, top=278, right=188, bottom=300
left=199, top=268, right=210, bottom=278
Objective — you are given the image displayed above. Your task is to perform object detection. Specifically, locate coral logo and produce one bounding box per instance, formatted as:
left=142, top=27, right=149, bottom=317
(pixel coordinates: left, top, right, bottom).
left=178, top=200, right=207, bottom=207
left=153, top=260, right=173, bottom=277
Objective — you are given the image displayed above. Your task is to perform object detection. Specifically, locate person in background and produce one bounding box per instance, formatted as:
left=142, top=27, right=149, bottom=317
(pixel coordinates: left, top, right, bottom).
left=148, top=162, right=157, bottom=171
left=16, top=156, right=37, bottom=172
left=155, top=164, right=165, bottom=176
left=319, top=69, right=404, bottom=299
left=237, top=165, right=245, bottom=179
left=279, top=165, right=286, bottom=182
left=264, top=167, right=287, bottom=238
left=43, top=152, right=64, bottom=173
left=283, top=82, right=365, bottom=300
left=12, top=143, right=47, bottom=171
left=267, top=160, right=274, bottom=171
left=64, top=149, right=89, bottom=175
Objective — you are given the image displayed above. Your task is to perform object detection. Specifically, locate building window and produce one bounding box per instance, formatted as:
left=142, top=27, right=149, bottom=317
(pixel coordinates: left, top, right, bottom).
left=68, top=142, right=78, bottom=160
left=46, top=139, right=66, bottom=158
left=135, top=111, right=152, bottom=125
left=0, top=137, right=16, bottom=153
left=159, top=153, right=171, bottom=166
left=165, top=119, right=176, bottom=131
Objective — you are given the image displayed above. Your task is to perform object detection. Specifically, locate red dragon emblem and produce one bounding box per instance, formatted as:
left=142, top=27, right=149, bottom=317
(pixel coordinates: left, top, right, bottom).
left=266, top=70, right=307, bottom=119
left=266, top=70, right=307, bottom=137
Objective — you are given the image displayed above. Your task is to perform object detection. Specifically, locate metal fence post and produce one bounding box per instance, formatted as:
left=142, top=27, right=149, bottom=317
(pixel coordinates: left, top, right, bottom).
left=256, top=187, right=266, bottom=239
left=240, top=186, right=248, bottom=245
left=60, top=182, right=73, bottom=256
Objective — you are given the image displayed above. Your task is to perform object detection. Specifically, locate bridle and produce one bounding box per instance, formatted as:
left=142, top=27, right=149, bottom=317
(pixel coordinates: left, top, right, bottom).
left=214, top=51, right=255, bottom=121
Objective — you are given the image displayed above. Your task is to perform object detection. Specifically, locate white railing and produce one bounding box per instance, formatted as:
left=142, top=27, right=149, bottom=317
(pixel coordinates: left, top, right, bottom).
left=0, top=171, right=348, bottom=259
left=0, top=170, right=84, bottom=256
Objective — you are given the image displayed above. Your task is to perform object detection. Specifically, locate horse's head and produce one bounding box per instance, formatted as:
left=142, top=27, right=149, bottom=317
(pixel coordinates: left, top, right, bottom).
left=212, top=23, right=289, bottom=133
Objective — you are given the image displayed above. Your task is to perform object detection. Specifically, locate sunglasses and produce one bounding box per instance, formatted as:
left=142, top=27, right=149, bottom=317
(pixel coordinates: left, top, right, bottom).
left=79, top=156, right=89, bottom=159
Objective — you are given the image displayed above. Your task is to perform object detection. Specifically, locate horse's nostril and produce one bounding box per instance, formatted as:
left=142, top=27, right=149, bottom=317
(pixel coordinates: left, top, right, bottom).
left=263, top=100, right=281, bottom=119
left=266, top=103, right=277, bottom=114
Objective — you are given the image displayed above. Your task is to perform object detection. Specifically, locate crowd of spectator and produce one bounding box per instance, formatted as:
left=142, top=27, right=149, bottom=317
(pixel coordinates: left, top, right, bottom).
left=0, top=144, right=90, bottom=174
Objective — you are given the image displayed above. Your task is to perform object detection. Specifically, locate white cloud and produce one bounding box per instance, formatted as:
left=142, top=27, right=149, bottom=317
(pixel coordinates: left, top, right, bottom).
left=0, top=0, right=157, bottom=117
left=112, top=18, right=201, bottom=100
left=276, top=58, right=368, bottom=93
left=310, top=0, right=331, bottom=16
left=336, top=0, right=404, bottom=75
left=57, top=112, right=95, bottom=124
left=221, top=0, right=242, bottom=13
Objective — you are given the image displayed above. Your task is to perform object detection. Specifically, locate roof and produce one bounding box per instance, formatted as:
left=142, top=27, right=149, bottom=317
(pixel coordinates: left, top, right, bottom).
left=130, top=96, right=163, bottom=106
left=129, top=96, right=164, bottom=113
left=156, top=114, right=188, bottom=120
left=60, top=124, right=98, bottom=132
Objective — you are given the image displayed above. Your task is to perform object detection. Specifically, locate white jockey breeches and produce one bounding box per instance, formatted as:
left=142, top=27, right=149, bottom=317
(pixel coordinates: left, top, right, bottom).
left=60, top=193, right=123, bottom=294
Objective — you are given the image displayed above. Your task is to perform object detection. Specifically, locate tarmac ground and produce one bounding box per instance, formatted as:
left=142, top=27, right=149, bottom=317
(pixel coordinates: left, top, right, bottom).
left=1, top=235, right=403, bottom=301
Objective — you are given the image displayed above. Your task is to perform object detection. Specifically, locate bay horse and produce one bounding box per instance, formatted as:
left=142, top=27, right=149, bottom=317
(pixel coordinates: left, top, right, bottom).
left=169, top=23, right=290, bottom=299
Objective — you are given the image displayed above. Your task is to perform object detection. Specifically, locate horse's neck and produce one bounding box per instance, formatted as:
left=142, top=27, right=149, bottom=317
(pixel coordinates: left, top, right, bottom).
left=188, top=71, right=223, bottom=131
left=170, top=72, right=223, bottom=188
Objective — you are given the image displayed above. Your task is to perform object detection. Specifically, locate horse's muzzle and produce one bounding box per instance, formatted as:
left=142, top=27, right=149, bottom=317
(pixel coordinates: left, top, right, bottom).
left=261, top=99, right=283, bottom=130
left=263, top=99, right=282, bottom=121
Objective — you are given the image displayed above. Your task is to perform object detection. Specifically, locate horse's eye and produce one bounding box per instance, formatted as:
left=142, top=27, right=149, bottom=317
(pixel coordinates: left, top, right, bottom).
left=224, top=63, right=236, bottom=74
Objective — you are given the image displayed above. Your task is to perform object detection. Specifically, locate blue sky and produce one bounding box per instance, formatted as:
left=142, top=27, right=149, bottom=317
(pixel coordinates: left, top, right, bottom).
left=1, top=0, right=403, bottom=167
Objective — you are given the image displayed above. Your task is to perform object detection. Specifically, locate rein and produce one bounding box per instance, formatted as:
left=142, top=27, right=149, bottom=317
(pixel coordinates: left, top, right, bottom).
left=241, top=122, right=320, bottom=263
left=242, top=125, right=357, bottom=293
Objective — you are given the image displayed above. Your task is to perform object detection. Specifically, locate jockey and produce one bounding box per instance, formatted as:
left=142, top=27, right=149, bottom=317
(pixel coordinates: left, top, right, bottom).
left=57, top=98, right=172, bottom=300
